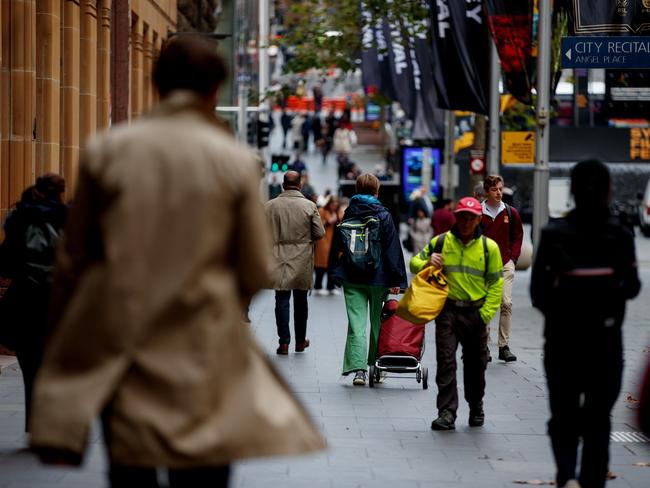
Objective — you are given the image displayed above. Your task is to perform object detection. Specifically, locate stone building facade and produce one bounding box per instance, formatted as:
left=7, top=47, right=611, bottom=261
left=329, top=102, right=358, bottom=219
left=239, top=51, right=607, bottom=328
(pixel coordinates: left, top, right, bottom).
left=0, top=0, right=177, bottom=228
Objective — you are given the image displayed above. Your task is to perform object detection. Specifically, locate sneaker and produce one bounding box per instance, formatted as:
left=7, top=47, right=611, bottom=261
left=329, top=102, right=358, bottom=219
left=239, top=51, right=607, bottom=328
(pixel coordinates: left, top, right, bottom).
left=430, top=410, right=455, bottom=431
left=353, top=370, right=366, bottom=386
left=468, top=402, right=485, bottom=427
left=315, top=289, right=328, bottom=296
left=329, top=289, right=341, bottom=296
left=295, top=339, right=310, bottom=352
left=276, top=344, right=289, bottom=355
left=498, top=346, right=517, bottom=362
left=561, top=480, right=581, bottom=488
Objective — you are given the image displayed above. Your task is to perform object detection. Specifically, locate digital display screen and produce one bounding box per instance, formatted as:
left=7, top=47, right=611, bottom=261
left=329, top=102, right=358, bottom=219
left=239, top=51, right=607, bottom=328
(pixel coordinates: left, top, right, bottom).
left=366, top=102, right=381, bottom=121
left=402, top=146, right=441, bottom=200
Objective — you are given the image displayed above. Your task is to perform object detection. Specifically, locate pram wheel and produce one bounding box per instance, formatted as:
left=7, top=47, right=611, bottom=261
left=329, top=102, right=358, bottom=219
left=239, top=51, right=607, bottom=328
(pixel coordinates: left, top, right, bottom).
left=422, top=367, right=428, bottom=390
left=369, top=365, right=375, bottom=388
left=416, top=368, right=421, bottom=383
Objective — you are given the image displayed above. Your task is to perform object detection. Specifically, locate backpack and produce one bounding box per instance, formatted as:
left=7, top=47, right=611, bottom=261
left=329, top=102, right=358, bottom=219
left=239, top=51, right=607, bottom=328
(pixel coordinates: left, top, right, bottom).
left=23, top=220, right=61, bottom=286
left=429, top=231, right=489, bottom=278
left=338, top=216, right=382, bottom=271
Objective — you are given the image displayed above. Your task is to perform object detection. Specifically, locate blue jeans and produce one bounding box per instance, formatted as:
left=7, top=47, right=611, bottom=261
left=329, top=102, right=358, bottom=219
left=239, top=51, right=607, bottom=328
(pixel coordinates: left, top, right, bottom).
left=275, top=290, right=308, bottom=345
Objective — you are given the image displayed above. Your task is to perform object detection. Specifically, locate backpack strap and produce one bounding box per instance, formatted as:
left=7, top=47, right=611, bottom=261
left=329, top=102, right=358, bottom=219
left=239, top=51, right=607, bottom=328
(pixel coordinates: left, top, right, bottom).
left=482, top=235, right=489, bottom=279
left=504, top=203, right=515, bottom=244
left=428, top=231, right=446, bottom=257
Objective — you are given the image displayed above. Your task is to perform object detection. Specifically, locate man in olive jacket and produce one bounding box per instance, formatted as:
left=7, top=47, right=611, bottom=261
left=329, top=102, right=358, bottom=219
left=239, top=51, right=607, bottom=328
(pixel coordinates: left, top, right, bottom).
left=265, top=171, right=325, bottom=355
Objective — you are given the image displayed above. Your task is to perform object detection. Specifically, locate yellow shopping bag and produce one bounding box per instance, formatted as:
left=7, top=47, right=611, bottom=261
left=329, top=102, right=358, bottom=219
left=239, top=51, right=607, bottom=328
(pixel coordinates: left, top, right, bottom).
left=396, top=266, right=448, bottom=324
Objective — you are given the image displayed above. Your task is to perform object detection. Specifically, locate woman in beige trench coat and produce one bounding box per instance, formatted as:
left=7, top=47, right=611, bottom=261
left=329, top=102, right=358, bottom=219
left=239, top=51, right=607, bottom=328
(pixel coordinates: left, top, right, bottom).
left=28, top=38, right=324, bottom=487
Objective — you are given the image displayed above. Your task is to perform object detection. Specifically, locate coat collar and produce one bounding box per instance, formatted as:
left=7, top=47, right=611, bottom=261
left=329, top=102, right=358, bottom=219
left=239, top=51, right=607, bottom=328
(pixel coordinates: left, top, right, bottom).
left=279, top=189, right=305, bottom=198
left=148, top=90, right=232, bottom=134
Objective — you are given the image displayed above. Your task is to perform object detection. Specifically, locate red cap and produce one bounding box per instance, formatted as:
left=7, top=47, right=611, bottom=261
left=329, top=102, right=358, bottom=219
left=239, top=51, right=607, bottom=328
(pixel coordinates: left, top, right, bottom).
left=454, top=197, right=482, bottom=216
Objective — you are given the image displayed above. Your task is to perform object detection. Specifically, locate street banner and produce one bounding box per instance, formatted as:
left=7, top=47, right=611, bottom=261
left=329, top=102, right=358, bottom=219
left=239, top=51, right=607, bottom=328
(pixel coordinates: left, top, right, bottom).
left=568, top=0, right=650, bottom=35
left=484, top=0, right=535, bottom=104
left=360, top=3, right=382, bottom=93
left=412, top=28, right=445, bottom=140
left=429, top=0, right=490, bottom=114
left=385, top=17, right=418, bottom=119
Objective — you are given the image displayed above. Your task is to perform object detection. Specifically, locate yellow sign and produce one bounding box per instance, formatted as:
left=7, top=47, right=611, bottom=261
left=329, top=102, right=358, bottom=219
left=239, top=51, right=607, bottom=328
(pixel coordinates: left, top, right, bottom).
left=630, top=128, right=650, bottom=160
left=502, top=131, right=535, bottom=165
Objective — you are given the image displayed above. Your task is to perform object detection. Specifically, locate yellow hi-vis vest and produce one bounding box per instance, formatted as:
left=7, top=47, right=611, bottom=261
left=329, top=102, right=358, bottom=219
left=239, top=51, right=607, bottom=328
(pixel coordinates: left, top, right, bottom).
left=409, top=231, right=504, bottom=324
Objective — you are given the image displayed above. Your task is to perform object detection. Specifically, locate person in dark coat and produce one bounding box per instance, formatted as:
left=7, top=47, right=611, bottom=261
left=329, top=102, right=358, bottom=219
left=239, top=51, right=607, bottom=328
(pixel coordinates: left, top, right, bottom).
left=0, top=174, right=67, bottom=432
left=280, top=110, right=292, bottom=149
left=531, top=159, right=641, bottom=488
left=330, top=174, right=407, bottom=386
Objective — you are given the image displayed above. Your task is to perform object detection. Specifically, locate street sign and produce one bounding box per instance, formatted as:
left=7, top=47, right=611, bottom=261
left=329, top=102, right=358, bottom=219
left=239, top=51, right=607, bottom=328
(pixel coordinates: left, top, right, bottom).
left=562, top=36, right=650, bottom=69
left=502, top=131, right=535, bottom=165
left=469, top=157, right=485, bottom=174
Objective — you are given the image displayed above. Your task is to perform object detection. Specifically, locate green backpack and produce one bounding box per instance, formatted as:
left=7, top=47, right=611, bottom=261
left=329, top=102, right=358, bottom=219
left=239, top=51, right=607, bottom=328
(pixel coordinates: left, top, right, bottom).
left=338, top=216, right=382, bottom=271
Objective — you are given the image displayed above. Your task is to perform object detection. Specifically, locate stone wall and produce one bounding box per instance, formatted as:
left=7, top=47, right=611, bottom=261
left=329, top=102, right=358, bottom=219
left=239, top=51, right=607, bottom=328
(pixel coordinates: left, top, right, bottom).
left=177, top=0, right=219, bottom=33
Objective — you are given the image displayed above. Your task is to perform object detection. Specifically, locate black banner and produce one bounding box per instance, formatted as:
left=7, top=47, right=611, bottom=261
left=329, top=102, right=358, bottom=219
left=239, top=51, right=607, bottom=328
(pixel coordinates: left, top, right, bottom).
left=429, top=0, right=490, bottom=114
left=484, top=0, right=534, bottom=105
left=385, top=18, right=418, bottom=118
left=412, top=28, right=444, bottom=140
left=359, top=6, right=396, bottom=101
left=568, top=0, right=650, bottom=35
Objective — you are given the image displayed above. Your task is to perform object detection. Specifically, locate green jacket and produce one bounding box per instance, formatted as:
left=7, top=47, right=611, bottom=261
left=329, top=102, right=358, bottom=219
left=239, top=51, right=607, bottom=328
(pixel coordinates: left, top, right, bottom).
left=410, top=230, right=504, bottom=324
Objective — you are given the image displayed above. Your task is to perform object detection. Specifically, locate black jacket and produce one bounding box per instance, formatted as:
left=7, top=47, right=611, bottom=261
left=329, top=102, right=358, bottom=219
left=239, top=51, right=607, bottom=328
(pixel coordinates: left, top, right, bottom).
left=330, top=197, right=407, bottom=289
left=530, top=209, right=640, bottom=330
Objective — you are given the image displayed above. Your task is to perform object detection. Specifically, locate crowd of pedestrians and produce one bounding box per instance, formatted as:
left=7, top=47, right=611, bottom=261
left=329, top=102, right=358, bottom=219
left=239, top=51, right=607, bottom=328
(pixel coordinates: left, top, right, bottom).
left=0, top=36, right=644, bottom=488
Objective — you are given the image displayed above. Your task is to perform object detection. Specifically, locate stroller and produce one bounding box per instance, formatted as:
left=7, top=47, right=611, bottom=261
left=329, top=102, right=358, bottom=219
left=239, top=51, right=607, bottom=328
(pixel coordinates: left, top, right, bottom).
left=368, top=299, right=428, bottom=389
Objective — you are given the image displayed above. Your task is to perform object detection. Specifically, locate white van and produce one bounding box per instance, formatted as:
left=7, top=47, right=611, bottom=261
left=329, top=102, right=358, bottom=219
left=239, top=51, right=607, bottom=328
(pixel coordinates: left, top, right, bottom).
left=639, top=179, right=650, bottom=237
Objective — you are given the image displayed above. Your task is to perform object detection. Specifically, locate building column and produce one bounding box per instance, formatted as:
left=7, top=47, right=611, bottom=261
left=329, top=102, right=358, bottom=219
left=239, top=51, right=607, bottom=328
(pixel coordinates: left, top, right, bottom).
left=152, top=32, right=161, bottom=105
left=9, top=0, right=36, bottom=203
left=61, top=0, right=81, bottom=193
left=36, top=0, right=61, bottom=175
left=80, top=0, right=97, bottom=149
left=130, top=15, right=143, bottom=119
left=96, top=0, right=110, bottom=130
left=142, top=24, right=152, bottom=112
left=0, top=1, right=9, bottom=224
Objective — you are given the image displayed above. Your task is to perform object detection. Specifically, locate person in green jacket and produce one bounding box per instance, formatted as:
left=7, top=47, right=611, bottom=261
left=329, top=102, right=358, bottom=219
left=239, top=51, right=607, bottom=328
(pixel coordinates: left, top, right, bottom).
left=410, top=196, right=503, bottom=431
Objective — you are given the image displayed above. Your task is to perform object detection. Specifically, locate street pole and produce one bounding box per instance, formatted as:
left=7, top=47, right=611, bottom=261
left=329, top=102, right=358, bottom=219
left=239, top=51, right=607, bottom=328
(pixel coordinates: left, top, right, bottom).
left=237, top=81, right=248, bottom=144
left=532, top=0, right=552, bottom=250
left=443, top=110, right=456, bottom=200
left=422, top=147, right=432, bottom=200
left=488, top=37, right=501, bottom=176
left=258, top=0, right=269, bottom=99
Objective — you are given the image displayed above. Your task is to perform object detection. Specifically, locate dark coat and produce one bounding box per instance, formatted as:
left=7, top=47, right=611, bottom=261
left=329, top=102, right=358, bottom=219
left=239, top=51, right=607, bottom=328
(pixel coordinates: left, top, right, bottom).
left=330, top=197, right=407, bottom=289
left=530, top=209, right=640, bottom=335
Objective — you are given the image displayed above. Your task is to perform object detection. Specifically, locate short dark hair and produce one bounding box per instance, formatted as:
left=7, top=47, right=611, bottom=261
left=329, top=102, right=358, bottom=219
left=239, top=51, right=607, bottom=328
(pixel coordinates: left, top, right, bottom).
left=153, top=36, right=228, bottom=98
left=355, top=173, right=380, bottom=196
left=283, top=171, right=301, bottom=189
left=35, top=173, right=65, bottom=201
left=483, top=175, right=504, bottom=192
left=570, top=159, right=611, bottom=208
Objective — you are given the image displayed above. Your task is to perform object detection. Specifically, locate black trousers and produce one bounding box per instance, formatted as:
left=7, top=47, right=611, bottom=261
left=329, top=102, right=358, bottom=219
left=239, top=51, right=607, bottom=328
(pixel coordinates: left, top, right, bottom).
left=109, top=464, right=230, bottom=488
left=314, top=267, right=333, bottom=291
left=544, top=325, right=623, bottom=488
left=434, top=305, right=489, bottom=417
left=275, top=289, right=308, bottom=345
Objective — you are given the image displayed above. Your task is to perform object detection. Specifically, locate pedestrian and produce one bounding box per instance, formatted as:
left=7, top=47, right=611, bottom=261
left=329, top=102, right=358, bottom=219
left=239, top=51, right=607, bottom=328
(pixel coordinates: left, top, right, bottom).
left=314, top=196, right=341, bottom=296
left=333, top=121, right=356, bottom=160
left=0, top=174, right=67, bottom=432
left=410, top=197, right=503, bottom=430
left=280, top=109, right=292, bottom=149
left=291, top=151, right=307, bottom=175
left=301, top=112, right=312, bottom=152
left=330, top=174, right=407, bottom=386
left=300, top=173, right=317, bottom=204
left=431, top=198, right=455, bottom=236
left=480, top=175, right=524, bottom=362
left=265, top=170, right=325, bottom=355
left=323, top=111, right=337, bottom=164
left=28, top=37, right=324, bottom=485
left=312, top=112, right=325, bottom=161
left=531, top=159, right=640, bottom=488
left=291, top=111, right=305, bottom=151
left=409, top=207, right=433, bottom=254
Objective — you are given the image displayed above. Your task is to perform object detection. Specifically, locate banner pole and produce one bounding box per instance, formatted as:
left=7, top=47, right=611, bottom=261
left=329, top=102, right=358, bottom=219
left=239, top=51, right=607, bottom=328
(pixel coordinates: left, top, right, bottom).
left=533, top=0, right=552, bottom=250
left=488, top=37, right=501, bottom=176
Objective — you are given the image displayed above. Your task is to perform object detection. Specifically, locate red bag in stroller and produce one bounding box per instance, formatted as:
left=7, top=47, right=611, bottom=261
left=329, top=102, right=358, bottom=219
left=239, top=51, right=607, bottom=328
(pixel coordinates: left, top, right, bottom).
left=377, top=299, right=425, bottom=360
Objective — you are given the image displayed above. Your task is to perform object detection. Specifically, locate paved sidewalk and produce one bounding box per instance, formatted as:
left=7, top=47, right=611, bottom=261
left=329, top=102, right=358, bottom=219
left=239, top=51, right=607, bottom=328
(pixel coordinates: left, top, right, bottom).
left=0, top=134, right=649, bottom=487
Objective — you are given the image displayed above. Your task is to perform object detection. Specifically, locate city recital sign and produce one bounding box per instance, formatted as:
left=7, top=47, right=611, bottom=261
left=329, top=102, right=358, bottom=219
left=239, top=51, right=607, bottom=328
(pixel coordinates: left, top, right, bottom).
left=568, top=0, right=650, bottom=35
left=502, top=131, right=535, bottom=165
left=562, top=36, right=650, bottom=68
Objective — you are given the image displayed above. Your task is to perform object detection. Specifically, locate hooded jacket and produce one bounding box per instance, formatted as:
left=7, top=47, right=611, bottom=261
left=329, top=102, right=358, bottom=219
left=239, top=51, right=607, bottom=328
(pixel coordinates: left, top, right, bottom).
left=330, top=195, right=407, bottom=289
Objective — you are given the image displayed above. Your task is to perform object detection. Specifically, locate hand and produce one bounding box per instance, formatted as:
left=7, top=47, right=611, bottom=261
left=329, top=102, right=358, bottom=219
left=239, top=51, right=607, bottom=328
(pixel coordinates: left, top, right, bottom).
left=389, top=287, right=400, bottom=295
left=427, top=253, right=443, bottom=269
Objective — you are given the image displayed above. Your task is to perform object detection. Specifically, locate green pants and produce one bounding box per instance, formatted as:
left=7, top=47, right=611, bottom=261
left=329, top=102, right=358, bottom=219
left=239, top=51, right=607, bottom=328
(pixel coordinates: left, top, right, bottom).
left=342, top=283, right=388, bottom=375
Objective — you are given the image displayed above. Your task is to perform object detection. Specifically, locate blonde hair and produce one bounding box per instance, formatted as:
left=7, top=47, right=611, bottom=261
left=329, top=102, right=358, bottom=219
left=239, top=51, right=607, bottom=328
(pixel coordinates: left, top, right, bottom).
left=355, top=173, right=380, bottom=196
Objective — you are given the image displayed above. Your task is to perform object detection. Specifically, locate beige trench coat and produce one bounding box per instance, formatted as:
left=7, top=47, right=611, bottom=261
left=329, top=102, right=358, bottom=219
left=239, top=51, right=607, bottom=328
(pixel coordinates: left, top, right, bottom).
left=264, top=191, right=325, bottom=290
left=29, top=91, right=325, bottom=467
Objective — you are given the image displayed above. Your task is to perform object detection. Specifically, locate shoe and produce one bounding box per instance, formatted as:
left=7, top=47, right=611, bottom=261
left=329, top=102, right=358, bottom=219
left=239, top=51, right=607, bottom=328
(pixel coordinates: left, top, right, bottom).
left=352, top=370, right=367, bottom=386
left=329, top=289, right=341, bottom=296
left=276, top=344, right=289, bottom=355
left=430, top=410, right=455, bottom=431
left=315, top=289, right=327, bottom=296
left=295, top=339, right=310, bottom=352
left=498, top=346, right=517, bottom=362
left=561, top=480, right=581, bottom=488
left=468, top=402, right=485, bottom=427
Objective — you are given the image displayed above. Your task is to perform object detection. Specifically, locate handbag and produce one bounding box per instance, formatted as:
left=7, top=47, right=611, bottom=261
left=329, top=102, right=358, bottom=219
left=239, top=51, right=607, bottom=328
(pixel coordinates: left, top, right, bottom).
left=396, top=266, right=448, bottom=325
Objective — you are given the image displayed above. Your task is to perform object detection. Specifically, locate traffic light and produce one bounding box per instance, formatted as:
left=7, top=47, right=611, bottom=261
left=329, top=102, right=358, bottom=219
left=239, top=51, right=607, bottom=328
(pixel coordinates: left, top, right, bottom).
left=271, top=154, right=290, bottom=172
left=257, top=119, right=271, bottom=148
left=246, top=117, right=257, bottom=146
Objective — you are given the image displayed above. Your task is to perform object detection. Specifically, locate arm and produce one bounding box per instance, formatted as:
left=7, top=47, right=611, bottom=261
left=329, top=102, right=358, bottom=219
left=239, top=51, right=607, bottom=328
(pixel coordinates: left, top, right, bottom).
left=380, top=213, right=407, bottom=288
left=479, top=240, right=504, bottom=324
left=311, top=205, right=325, bottom=241
left=621, top=231, right=641, bottom=300
left=509, top=207, right=524, bottom=264
left=530, top=229, right=552, bottom=314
